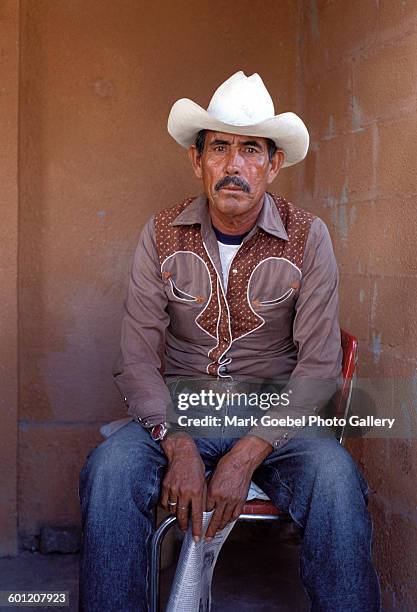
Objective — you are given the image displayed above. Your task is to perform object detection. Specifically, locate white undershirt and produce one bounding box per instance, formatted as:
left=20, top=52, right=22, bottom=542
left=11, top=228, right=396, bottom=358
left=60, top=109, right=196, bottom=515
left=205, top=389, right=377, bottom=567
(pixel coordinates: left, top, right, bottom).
left=217, top=241, right=241, bottom=290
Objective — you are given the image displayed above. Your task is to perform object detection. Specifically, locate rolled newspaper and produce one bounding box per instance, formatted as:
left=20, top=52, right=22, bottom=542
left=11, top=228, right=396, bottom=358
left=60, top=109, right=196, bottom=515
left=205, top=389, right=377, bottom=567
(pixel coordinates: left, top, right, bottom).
left=166, top=510, right=237, bottom=612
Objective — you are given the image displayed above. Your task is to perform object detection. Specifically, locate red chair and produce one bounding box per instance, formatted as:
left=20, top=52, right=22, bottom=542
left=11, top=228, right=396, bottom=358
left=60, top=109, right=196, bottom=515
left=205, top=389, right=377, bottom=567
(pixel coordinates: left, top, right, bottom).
left=150, top=329, right=358, bottom=610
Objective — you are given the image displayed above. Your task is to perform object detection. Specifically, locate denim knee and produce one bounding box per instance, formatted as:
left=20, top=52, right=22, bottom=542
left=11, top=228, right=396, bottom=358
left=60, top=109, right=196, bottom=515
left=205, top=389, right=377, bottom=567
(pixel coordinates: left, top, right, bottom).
left=308, top=439, right=369, bottom=499
left=78, top=424, right=166, bottom=513
left=78, top=440, right=132, bottom=505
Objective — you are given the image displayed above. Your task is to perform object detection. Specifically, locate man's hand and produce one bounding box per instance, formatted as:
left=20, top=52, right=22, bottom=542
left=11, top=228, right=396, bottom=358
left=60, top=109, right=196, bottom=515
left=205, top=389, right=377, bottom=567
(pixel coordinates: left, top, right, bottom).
left=205, top=436, right=273, bottom=540
left=160, top=432, right=206, bottom=542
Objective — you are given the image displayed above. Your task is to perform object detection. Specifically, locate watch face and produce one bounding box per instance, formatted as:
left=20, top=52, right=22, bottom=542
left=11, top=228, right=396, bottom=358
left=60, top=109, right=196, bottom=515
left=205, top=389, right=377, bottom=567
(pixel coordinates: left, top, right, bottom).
left=151, top=423, right=167, bottom=441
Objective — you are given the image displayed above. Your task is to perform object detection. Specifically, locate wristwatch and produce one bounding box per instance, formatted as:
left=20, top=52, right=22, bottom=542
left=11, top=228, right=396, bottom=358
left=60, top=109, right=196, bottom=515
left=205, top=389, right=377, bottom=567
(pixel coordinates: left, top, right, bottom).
left=134, top=416, right=171, bottom=442
left=148, top=422, right=170, bottom=442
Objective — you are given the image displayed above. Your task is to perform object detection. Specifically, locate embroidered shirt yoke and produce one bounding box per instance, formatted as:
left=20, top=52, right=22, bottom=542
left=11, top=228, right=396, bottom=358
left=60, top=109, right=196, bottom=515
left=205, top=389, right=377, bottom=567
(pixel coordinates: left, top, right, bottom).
left=112, top=192, right=342, bottom=446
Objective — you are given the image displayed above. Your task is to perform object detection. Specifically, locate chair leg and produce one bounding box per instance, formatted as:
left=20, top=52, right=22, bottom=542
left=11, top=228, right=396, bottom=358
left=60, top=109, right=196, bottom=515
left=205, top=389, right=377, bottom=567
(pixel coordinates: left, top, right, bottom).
left=150, top=515, right=177, bottom=612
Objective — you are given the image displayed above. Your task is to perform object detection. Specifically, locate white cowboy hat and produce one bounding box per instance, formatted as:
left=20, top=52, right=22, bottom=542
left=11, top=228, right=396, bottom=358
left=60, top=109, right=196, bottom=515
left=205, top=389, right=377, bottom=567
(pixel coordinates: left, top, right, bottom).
left=167, top=71, right=309, bottom=168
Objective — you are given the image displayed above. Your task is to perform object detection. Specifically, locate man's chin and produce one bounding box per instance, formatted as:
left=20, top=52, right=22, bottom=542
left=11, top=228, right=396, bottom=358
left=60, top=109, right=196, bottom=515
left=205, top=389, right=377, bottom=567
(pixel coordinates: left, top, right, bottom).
left=213, top=190, right=251, bottom=212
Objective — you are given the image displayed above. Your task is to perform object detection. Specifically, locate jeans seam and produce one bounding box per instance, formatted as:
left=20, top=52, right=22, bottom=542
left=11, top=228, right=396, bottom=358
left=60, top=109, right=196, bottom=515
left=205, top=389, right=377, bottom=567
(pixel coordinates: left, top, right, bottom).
left=269, top=464, right=294, bottom=497
left=144, top=456, right=164, bottom=509
left=268, top=465, right=305, bottom=529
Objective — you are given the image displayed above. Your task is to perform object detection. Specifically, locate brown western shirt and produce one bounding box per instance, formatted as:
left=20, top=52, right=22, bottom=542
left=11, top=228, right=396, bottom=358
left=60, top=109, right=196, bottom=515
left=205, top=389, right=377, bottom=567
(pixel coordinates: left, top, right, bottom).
left=111, top=192, right=342, bottom=447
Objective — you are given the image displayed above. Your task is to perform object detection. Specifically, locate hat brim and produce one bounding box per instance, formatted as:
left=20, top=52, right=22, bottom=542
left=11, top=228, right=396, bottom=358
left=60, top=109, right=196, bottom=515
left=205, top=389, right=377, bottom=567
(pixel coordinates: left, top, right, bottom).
left=167, top=98, right=309, bottom=168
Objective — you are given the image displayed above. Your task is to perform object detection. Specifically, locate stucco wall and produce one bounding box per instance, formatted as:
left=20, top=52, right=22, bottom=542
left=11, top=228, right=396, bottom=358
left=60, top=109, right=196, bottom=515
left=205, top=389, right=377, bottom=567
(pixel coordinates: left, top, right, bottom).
left=297, top=2, right=417, bottom=609
left=0, top=0, right=415, bottom=608
left=17, top=0, right=299, bottom=540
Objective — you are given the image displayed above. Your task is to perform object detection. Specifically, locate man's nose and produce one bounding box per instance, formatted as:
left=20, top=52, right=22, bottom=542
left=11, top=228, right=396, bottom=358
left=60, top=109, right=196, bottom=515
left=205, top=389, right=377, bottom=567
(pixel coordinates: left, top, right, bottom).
left=224, top=148, right=242, bottom=174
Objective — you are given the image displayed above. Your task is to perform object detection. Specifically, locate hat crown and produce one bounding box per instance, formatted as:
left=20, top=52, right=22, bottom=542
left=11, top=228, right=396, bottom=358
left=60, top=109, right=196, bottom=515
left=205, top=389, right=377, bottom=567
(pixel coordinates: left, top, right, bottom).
left=207, top=71, right=275, bottom=126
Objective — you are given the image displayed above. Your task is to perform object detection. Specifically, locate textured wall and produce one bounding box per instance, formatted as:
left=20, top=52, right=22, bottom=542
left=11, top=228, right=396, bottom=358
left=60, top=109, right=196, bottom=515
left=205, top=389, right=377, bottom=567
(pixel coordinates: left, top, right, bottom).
left=18, top=0, right=299, bottom=539
left=0, top=0, right=19, bottom=556
left=5, top=1, right=416, bottom=607
left=296, top=2, right=417, bottom=609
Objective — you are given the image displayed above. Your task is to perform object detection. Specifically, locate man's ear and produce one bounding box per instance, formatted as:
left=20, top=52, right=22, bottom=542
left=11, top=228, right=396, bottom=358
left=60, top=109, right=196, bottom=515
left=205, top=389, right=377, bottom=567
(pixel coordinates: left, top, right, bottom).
left=188, top=145, right=203, bottom=179
left=266, top=150, right=285, bottom=185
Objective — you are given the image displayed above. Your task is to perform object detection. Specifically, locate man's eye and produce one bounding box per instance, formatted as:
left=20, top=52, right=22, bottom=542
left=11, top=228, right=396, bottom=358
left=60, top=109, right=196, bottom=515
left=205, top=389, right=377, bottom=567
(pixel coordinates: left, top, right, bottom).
left=245, top=147, right=257, bottom=154
left=214, top=145, right=226, bottom=152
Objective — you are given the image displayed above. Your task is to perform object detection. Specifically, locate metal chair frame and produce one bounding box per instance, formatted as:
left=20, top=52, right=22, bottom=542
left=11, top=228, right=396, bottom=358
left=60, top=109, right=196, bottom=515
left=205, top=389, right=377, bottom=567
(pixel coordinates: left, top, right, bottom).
left=150, top=329, right=358, bottom=611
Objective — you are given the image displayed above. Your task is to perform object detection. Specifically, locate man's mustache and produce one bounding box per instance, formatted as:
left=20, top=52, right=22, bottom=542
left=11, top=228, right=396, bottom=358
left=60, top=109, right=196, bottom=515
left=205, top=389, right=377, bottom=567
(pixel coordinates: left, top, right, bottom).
left=214, top=176, right=251, bottom=193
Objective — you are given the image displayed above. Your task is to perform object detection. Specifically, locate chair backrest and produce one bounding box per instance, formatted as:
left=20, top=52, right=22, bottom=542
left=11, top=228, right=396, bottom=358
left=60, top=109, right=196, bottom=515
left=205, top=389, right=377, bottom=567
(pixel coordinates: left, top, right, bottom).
left=335, top=329, right=359, bottom=443
left=341, top=328, right=358, bottom=387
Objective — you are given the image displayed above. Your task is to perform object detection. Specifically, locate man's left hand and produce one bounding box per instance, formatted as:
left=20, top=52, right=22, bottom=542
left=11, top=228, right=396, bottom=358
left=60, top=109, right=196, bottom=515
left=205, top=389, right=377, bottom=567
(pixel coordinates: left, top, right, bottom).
left=205, top=436, right=273, bottom=540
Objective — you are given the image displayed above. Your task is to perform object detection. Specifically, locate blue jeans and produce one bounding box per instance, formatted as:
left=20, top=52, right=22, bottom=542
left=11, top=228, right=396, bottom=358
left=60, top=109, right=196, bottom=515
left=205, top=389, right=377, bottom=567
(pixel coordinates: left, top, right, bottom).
left=78, top=421, right=380, bottom=611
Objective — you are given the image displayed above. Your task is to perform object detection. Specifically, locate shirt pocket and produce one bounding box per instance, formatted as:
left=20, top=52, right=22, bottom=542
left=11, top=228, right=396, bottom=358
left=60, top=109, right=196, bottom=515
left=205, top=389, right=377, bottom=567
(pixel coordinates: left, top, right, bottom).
left=248, top=257, right=301, bottom=313
left=169, top=278, right=199, bottom=302
left=161, top=251, right=212, bottom=341
left=161, top=251, right=211, bottom=305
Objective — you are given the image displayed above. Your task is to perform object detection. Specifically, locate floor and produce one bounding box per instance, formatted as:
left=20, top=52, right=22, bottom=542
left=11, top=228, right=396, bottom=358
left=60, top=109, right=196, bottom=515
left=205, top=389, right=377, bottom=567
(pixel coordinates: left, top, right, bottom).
left=0, top=522, right=309, bottom=611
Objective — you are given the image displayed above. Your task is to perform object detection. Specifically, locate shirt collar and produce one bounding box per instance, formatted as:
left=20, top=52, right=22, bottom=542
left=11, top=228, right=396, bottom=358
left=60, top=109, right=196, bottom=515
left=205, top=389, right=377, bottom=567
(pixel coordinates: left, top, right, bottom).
left=171, top=192, right=289, bottom=242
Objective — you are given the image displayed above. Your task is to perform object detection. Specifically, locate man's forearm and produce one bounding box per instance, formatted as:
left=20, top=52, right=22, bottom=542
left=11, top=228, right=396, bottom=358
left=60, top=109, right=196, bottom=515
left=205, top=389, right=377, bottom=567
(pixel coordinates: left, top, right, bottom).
left=112, top=217, right=173, bottom=425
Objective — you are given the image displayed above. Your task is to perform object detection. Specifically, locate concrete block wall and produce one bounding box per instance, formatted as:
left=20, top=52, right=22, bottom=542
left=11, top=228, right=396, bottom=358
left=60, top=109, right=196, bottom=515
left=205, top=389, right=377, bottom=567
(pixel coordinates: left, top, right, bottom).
left=296, top=2, right=417, bottom=609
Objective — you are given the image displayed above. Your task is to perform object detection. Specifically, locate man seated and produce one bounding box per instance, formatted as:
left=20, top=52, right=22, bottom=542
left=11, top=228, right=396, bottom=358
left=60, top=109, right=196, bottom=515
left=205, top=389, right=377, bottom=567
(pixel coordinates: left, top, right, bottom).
left=78, top=71, right=380, bottom=611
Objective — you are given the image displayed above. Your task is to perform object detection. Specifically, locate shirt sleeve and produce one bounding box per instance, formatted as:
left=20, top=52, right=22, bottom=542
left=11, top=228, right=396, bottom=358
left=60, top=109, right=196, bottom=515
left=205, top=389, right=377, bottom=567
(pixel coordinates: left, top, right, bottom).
left=112, top=216, right=173, bottom=425
left=248, top=217, right=343, bottom=448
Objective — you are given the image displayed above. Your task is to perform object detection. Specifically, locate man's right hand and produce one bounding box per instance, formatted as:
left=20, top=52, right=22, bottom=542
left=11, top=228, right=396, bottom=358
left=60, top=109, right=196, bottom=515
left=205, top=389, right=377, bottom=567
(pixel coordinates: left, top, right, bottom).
left=160, top=432, right=206, bottom=542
